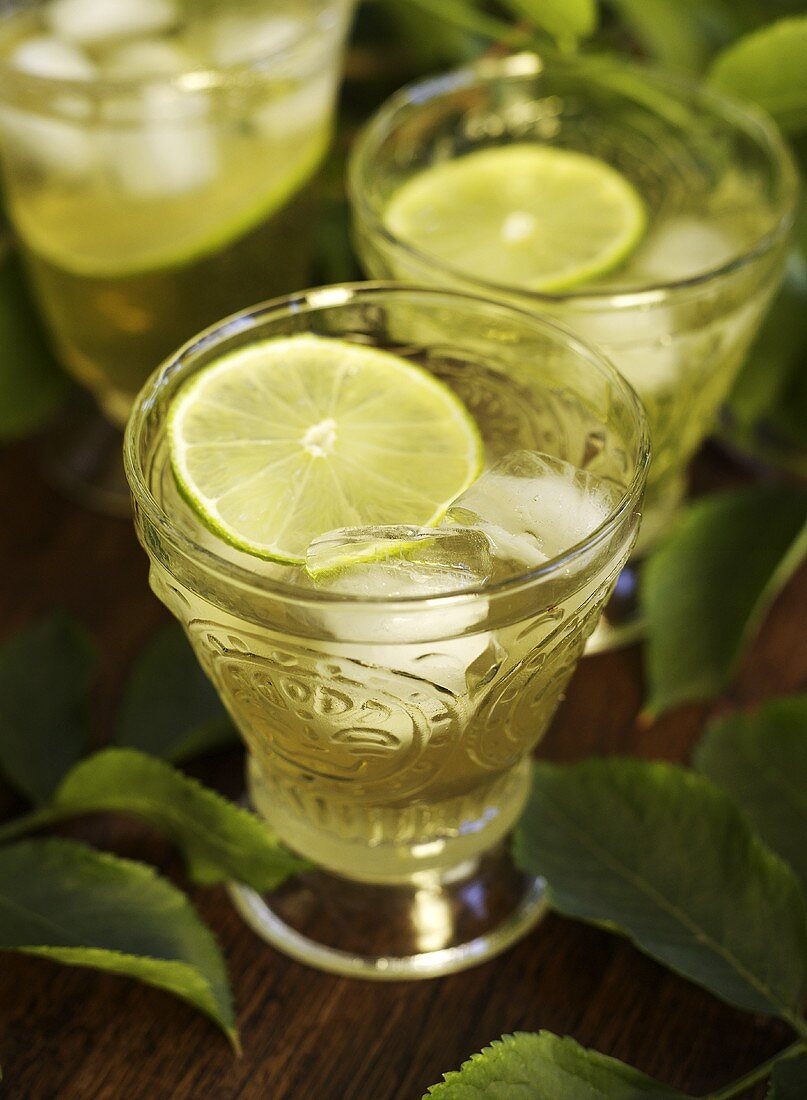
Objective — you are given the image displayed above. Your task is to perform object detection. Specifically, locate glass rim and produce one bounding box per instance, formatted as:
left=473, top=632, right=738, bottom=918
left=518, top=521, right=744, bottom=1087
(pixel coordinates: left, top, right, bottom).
left=124, top=281, right=651, bottom=610
left=348, top=52, right=800, bottom=310
left=0, top=0, right=343, bottom=99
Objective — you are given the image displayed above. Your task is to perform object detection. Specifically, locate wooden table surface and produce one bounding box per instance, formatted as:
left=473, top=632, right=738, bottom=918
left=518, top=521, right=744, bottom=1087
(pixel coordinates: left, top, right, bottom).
left=0, top=438, right=804, bottom=1100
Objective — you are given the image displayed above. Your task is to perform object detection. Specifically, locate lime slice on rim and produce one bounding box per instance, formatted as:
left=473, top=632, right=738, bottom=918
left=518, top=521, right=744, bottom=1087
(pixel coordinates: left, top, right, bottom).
left=384, top=144, right=647, bottom=293
left=168, top=335, right=484, bottom=563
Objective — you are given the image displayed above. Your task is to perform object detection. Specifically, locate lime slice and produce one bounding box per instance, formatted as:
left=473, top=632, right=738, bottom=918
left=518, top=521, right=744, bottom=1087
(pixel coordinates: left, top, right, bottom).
left=384, top=144, right=647, bottom=293
left=169, top=335, right=484, bottom=562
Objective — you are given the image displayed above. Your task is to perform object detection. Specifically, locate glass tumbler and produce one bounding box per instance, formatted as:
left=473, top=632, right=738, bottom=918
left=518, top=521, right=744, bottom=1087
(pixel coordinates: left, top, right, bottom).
left=0, top=0, right=353, bottom=510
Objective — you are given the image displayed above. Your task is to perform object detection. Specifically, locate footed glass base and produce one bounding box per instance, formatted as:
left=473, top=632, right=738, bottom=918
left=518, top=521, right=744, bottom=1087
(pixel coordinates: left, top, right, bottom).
left=40, top=389, right=130, bottom=516
left=228, top=842, right=546, bottom=980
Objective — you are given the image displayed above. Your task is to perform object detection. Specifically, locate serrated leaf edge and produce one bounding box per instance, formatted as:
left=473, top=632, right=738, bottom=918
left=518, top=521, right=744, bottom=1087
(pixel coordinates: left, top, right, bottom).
left=49, top=748, right=307, bottom=889
left=0, top=838, right=238, bottom=1046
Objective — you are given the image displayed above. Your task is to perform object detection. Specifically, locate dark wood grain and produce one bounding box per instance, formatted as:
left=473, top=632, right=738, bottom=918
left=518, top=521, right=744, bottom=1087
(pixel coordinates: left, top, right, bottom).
left=0, top=438, right=804, bottom=1100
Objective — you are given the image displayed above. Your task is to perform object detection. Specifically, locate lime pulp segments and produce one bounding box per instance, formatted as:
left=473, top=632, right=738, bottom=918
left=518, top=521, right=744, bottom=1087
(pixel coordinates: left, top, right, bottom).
left=168, top=334, right=484, bottom=562
left=384, top=144, right=647, bottom=293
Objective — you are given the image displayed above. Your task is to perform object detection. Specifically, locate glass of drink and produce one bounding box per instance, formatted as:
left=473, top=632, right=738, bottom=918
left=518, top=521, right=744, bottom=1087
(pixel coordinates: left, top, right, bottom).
left=349, top=53, right=797, bottom=649
left=0, top=0, right=352, bottom=509
left=124, top=283, right=650, bottom=978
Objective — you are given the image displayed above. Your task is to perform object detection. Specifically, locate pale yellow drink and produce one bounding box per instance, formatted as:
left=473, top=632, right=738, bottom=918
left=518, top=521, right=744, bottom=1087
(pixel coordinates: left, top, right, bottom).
left=150, top=437, right=630, bottom=883
left=0, top=0, right=350, bottom=424
left=350, top=55, right=797, bottom=553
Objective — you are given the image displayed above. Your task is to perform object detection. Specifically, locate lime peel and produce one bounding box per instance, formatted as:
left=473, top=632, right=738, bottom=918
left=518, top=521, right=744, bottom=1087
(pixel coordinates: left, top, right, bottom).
left=305, top=528, right=442, bottom=581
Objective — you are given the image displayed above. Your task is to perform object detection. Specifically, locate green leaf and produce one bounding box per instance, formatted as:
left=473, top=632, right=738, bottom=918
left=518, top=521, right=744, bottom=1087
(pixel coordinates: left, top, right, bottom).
left=407, top=0, right=526, bottom=46
left=7, top=748, right=306, bottom=891
left=710, top=17, right=807, bottom=133
left=605, top=0, right=712, bottom=71
left=641, top=487, right=807, bottom=717
left=312, top=197, right=363, bottom=286
left=425, top=1031, right=685, bottom=1098
left=0, top=838, right=237, bottom=1044
left=114, top=624, right=235, bottom=762
left=695, top=695, right=807, bottom=890
left=0, top=240, right=67, bottom=441
left=515, top=759, right=807, bottom=1023
left=378, top=0, right=486, bottom=68
left=718, top=0, right=807, bottom=40
left=726, top=248, right=807, bottom=450
left=501, top=0, right=597, bottom=47
left=769, top=1054, right=807, bottom=1099
left=0, top=613, right=96, bottom=804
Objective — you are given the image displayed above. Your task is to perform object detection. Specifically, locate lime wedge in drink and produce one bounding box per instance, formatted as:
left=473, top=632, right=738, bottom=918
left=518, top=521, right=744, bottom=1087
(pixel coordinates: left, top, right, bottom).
left=168, top=335, right=483, bottom=562
left=384, top=144, right=647, bottom=293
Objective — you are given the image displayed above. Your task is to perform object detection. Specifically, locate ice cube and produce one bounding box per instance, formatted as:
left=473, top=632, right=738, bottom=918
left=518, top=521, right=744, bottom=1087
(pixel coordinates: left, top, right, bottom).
left=571, top=306, right=683, bottom=400
left=607, top=341, right=681, bottom=401
left=306, top=524, right=492, bottom=587
left=633, top=216, right=739, bottom=283
left=46, top=0, right=178, bottom=47
left=0, top=107, right=97, bottom=174
left=10, top=34, right=95, bottom=80
left=1, top=37, right=97, bottom=175
left=204, top=12, right=301, bottom=68
left=103, top=85, right=218, bottom=197
left=253, top=70, right=336, bottom=141
left=446, top=450, right=619, bottom=565
left=308, top=525, right=495, bottom=695
left=102, top=39, right=197, bottom=79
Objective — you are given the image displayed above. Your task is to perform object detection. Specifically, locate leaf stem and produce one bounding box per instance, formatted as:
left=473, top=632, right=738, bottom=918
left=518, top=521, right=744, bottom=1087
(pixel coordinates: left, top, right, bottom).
left=407, top=0, right=531, bottom=46
left=708, top=1040, right=806, bottom=1099
left=0, top=808, right=57, bottom=843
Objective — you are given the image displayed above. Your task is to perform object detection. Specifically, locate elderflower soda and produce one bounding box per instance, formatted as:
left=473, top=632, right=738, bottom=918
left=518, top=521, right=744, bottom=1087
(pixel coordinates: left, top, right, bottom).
left=125, top=287, right=650, bottom=977
left=0, top=0, right=351, bottom=425
left=350, top=54, right=797, bottom=553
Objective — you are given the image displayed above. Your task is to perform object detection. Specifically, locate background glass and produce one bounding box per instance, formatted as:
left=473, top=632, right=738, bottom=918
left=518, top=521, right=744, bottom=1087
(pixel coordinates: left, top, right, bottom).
left=125, top=283, right=650, bottom=978
left=0, top=0, right=352, bottom=508
left=349, top=53, right=797, bottom=646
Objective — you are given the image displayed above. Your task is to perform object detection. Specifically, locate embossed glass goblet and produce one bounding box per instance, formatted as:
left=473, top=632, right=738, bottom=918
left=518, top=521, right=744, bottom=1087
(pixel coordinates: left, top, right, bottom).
left=349, top=53, right=797, bottom=649
left=124, top=284, right=650, bottom=979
